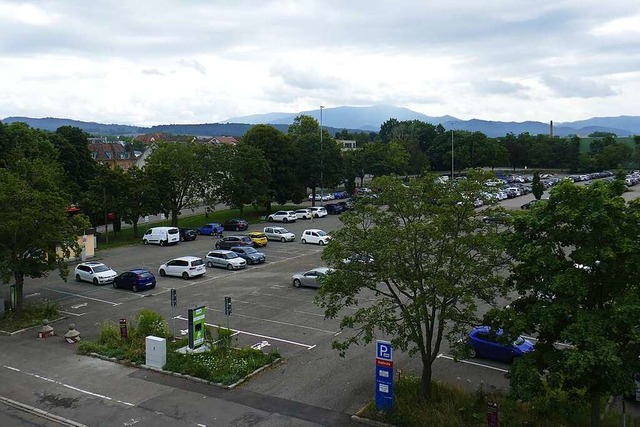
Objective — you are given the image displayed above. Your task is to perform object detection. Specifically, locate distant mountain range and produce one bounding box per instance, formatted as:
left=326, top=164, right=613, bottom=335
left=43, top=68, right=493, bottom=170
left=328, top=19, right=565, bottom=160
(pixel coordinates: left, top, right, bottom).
left=3, top=105, right=640, bottom=138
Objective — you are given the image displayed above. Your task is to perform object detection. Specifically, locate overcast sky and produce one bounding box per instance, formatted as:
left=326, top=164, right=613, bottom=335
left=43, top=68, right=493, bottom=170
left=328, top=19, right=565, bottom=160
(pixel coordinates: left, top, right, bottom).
left=1, top=0, right=639, bottom=126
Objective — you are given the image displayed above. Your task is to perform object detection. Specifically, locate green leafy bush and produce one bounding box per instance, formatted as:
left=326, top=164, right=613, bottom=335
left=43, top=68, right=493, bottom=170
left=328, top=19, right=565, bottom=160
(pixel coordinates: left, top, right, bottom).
left=0, top=299, right=61, bottom=332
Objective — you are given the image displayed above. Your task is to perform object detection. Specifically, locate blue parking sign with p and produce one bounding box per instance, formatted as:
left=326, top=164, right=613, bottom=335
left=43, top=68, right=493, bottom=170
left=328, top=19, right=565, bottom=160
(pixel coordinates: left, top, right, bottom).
left=377, top=340, right=392, bottom=361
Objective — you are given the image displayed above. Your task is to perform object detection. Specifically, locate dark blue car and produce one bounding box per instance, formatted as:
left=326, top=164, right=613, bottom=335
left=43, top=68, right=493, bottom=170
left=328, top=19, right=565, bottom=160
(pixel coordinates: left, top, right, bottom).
left=197, top=223, right=224, bottom=236
left=468, top=326, right=534, bottom=363
left=112, top=268, right=156, bottom=292
left=324, top=203, right=344, bottom=215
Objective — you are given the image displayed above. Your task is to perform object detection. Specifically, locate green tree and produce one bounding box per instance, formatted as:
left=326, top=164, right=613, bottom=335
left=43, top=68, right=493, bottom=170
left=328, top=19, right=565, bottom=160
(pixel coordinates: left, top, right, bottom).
left=216, top=143, right=271, bottom=213
left=317, top=173, right=509, bottom=400
left=144, top=142, right=209, bottom=226
left=289, top=115, right=343, bottom=205
left=0, top=157, right=89, bottom=318
left=242, top=124, right=296, bottom=209
left=52, top=126, right=97, bottom=203
left=493, top=180, right=640, bottom=426
left=115, top=166, right=156, bottom=238
left=531, top=171, right=544, bottom=200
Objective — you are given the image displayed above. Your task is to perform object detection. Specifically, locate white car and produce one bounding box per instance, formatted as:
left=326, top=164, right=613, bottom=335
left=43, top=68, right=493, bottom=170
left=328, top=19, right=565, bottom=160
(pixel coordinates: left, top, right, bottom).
left=294, top=208, right=312, bottom=220
left=74, top=261, right=118, bottom=285
left=205, top=250, right=246, bottom=270
left=158, top=256, right=206, bottom=280
left=268, top=210, right=298, bottom=223
left=263, top=226, right=296, bottom=242
left=301, top=229, right=331, bottom=245
left=308, top=194, right=331, bottom=201
left=309, top=207, right=328, bottom=218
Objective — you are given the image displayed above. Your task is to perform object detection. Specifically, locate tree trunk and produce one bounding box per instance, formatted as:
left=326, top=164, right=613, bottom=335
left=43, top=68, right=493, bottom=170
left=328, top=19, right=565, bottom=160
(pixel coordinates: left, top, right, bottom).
left=419, top=364, right=432, bottom=400
left=590, top=394, right=601, bottom=427
left=132, top=220, right=139, bottom=238
left=13, top=272, right=25, bottom=319
left=171, top=209, right=179, bottom=227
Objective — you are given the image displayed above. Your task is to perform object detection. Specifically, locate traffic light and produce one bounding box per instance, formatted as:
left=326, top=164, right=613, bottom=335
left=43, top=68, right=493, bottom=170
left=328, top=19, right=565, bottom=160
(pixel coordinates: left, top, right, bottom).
left=170, top=289, right=177, bottom=307
left=224, top=296, right=232, bottom=315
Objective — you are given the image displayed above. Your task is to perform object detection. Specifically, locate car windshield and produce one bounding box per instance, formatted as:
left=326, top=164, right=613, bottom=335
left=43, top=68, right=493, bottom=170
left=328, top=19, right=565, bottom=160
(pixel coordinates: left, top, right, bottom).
left=92, top=265, right=110, bottom=273
left=279, top=228, right=289, bottom=233
left=137, top=272, right=153, bottom=279
left=252, top=233, right=266, bottom=238
left=190, top=259, right=204, bottom=266
left=244, top=248, right=257, bottom=254
left=316, top=230, right=327, bottom=236
left=225, top=253, right=239, bottom=259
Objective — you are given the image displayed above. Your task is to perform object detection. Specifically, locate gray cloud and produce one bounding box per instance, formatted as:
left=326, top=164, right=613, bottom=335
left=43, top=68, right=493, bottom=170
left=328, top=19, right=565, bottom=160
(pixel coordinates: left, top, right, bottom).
left=542, top=75, right=618, bottom=98
left=142, top=68, right=164, bottom=76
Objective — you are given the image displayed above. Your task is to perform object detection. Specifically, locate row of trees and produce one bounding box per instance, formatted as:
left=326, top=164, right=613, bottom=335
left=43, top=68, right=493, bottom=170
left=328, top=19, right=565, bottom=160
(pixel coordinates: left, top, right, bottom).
left=317, top=175, right=640, bottom=426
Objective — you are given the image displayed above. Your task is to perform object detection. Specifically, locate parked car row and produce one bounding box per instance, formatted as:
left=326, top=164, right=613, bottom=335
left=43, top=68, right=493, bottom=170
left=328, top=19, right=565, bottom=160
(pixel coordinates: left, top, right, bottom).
left=74, top=261, right=156, bottom=292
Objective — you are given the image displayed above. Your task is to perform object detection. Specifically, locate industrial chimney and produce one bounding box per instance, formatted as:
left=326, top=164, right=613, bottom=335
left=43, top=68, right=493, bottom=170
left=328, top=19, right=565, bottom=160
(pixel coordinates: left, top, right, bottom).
left=550, top=120, right=554, bottom=138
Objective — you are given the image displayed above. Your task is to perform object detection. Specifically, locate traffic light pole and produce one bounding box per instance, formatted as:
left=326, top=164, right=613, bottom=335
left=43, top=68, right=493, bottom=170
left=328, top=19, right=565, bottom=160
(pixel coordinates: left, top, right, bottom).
left=170, top=289, right=177, bottom=342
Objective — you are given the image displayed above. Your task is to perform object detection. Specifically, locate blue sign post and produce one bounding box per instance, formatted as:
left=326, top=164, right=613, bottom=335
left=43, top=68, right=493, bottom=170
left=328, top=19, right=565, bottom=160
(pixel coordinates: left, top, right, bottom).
left=375, top=340, right=394, bottom=411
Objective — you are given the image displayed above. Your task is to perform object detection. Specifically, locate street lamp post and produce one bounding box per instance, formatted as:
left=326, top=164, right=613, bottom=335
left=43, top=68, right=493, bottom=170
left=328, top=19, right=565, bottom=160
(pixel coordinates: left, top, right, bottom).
left=320, top=105, right=324, bottom=206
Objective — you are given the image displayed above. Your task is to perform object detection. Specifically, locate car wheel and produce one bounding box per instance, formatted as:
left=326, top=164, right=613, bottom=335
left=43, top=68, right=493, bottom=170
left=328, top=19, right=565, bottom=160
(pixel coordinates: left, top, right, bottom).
left=132, top=285, right=139, bottom=293
left=182, top=272, right=189, bottom=280
left=180, top=236, right=185, bottom=242
left=283, top=218, right=288, bottom=223
left=469, top=348, right=477, bottom=358
left=293, top=279, right=301, bottom=288
left=159, top=269, right=166, bottom=277
left=151, top=284, right=156, bottom=289
left=160, top=240, right=165, bottom=246
left=268, top=216, right=274, bottom=222
left=75, top=274, right=81, bottom=282
left=301, top=239, right=306, bottom=244
left=207, top=261, right=214, bottom=268
left=236, top=226, right=240, bottom=231
left=215, top=243, right=221, bottom=249
left=93, top=278, right=99, bottom=286
left=143, top=239, right=149, bottom=245
left=281, top=237, right=286, bottom=243
left=227, top=264, right=233, bottom=270
left=112, top=282, right=118, bottom=289
left=320, top=240, right=325, bottom=246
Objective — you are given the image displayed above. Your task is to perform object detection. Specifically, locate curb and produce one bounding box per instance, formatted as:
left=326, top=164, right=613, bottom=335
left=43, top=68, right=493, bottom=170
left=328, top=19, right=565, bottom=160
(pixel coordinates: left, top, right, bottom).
left=0, top=395, right=88, bottom=427
left=350, top=403, right=395, bottom=427
left=87, top=352, right=283, bottom=390
left=0, top=316, right=68, bottom=336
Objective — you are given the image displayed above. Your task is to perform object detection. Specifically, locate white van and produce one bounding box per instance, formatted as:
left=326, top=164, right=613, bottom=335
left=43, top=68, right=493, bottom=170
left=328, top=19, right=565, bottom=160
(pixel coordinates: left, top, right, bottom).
left=143, top=227, right=180, bottom=246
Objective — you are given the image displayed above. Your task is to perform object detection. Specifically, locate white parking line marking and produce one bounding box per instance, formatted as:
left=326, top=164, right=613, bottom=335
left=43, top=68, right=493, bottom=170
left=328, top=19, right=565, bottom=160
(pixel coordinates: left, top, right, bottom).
left=205, top=307, right=336, bottom=333
left=233, top=299, right=325, bottom=318
left=174, top=316, right=316, bottom=349
left=44, top=288, right=121, bottom=306
left=71, top=302, right=88, bottom=309
left=2, top=365, right=136, bottom=406
left=436, top=354, right=509, bottom=373
left=25, top=292, right=41, bottom=298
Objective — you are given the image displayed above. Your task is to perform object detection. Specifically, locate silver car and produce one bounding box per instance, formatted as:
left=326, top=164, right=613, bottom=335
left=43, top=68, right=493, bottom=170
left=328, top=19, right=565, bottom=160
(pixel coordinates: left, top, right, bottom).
left=205, top=250, right=247, bottom=270
left=292, top=267, right=333, bottom=288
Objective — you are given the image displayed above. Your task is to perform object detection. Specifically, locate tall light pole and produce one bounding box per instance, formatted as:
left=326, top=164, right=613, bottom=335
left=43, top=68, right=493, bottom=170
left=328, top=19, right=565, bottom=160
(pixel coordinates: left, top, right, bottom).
left=320, top=105, right=324, bottom=206
left=451, top=129, right=454, bottom=180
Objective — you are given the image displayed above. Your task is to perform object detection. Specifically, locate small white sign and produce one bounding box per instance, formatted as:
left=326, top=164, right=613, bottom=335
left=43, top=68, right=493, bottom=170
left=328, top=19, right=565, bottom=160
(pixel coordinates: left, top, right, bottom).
left=378, top=369, right=389, bottom=378
left=378, top=383, right=389, bottom=393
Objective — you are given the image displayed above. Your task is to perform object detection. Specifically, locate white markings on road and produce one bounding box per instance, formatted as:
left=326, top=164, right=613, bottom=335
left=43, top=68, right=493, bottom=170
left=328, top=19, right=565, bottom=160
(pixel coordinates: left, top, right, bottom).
left=2, top=365, right=136, bottom=406
left=174, top=316, right=316, bottom=349
left=44, top=288, right=121, bottom=306
left=233, top=298, right=325, bottom=318
left=71, top=302, right=88, bottom=309
left=251, top=340, right=271, bottom=350
left=124, top=418, right=142, bottom=425
left=436, top=354, right=509, bottom=373
left=206, top=307, right=336, bottom=334
left=60, top=310, right=86, bottom=317
left=24, top=292, right=41, bottom=298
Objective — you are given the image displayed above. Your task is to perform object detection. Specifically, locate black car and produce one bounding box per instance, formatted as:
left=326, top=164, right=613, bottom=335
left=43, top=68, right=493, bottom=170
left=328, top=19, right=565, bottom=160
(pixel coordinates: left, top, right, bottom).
left=231, top=246, right=266, bottom=265
left=324, top=203, right=344, bottom=215
left=337, top=200, right=353, bottom=211
left=178, top=227, right=198, bottom=242
left=223, top=218, right=249, bottom=231
left=215, top=235, right=254, bottom=250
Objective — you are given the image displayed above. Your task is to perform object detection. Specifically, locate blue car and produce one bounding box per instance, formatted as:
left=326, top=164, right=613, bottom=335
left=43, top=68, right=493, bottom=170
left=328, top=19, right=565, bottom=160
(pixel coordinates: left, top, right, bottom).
left=197, top=223, right=224, bottom=236
left=468, top=326, right=534, bottom=363
left=112, top=268, right=156, bottom=292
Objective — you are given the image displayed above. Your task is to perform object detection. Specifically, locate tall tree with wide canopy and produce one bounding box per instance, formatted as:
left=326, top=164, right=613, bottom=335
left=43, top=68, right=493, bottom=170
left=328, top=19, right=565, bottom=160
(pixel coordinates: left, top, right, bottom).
left=0, top=127, right=89, bottom=318
left=492, top=179, right=640, bottom=426
left=242, top=124, right=296, bottom=210
left=144, top=141, right=210, bottom=226
left=317, top=173, right=509, bottom=400
left=51, top=126, right=97, bottom=203
left=288, top=115, right=343, bottom=205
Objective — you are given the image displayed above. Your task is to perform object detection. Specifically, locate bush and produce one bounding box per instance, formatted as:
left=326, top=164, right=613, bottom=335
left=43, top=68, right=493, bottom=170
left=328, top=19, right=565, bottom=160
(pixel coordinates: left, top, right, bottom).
left=135, top=309, right=171, bottom=339
left=0, top=299, right=61, bottom=332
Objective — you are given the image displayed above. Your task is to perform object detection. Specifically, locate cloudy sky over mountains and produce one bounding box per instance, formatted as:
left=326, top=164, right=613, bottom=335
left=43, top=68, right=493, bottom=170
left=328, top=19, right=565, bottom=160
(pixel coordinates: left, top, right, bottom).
left=1, top=0, right=639, bottom=126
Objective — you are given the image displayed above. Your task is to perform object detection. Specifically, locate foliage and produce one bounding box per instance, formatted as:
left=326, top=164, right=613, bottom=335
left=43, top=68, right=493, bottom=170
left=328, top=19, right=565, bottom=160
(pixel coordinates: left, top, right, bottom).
left=143, top=141, right=212, bottom=226
left=487, top=179, right=640, bottom=426
left=78, top=310, right=280, bottom=386
left=317, top=173, right=510, bottom=399
left=0, top=299, right=61, bottom=332
left=358, top=374, right=635, bottom=427
left=242, top=124, right=297, bottom=209
left=531, top=171, right=544, bottom=200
